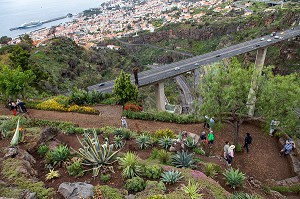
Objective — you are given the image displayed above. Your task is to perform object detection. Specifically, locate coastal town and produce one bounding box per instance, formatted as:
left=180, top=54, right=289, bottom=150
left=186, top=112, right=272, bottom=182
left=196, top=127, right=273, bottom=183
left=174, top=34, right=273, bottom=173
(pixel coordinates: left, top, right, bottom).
left=10, top=0, right=255, bottom=48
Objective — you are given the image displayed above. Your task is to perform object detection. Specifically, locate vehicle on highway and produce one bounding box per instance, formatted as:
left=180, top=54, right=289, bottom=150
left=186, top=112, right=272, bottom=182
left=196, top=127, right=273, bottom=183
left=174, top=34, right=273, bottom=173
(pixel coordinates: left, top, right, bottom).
left=174, top=67, right=180, bottom=71
left=256, top=44, right=260, bottom=47
left=99, top=83, right=105, bottom=87
left=279, top=37, right=283, bottom=39
left=260, top=38, right=265, bottom=41
left=195, top=63, right=199, bottom=66
left=267, top=39, right=272, bottom=42
left=274, top=36, right=279, bottom=39
left=216, top=54, right=221, bottom=57
left=270, top=32, right=276, bottom=37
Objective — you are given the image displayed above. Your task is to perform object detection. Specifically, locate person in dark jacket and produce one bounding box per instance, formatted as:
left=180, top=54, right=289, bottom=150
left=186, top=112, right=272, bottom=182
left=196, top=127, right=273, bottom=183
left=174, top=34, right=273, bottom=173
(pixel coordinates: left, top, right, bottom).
left=244, top=133, right=252, bottom=153
left=16, top=99, right=27, bottom=113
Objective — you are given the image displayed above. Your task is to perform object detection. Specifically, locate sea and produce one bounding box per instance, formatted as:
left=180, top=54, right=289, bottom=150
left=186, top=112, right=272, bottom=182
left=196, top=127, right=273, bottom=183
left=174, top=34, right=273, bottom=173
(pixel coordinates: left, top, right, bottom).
left=0, top=0, right=107, bottom=38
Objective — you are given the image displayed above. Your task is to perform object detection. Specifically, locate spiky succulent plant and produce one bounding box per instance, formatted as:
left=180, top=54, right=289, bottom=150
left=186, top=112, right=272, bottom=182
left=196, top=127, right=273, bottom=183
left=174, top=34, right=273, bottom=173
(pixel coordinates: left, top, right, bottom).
left=161, top=170, right=183, bottom=184
left=171, top=150, right=196, bottom=168
left=136, top=134, right=152, bottom=149
left=158, top=136, right=173, bottom=149
left=114, top=135, right=124, bottom=149
left=77, top=131, right=120, bottom=177
left=223, top=168, right=245, bottom=189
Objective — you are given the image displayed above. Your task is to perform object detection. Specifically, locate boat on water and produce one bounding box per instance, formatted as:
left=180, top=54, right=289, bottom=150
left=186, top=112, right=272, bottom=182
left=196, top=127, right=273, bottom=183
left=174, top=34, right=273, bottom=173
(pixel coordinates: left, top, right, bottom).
left=20, top=21, right=43, bottom=28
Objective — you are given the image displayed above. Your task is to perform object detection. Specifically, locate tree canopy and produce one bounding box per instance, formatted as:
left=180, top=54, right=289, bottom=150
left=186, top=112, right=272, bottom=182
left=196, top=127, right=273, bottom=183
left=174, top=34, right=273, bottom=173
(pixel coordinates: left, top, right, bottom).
left=199, top=58, right=253, bottom=145
left=0, top=65, right=36, bottom=98
left=113, top=70, right=138, bottom=104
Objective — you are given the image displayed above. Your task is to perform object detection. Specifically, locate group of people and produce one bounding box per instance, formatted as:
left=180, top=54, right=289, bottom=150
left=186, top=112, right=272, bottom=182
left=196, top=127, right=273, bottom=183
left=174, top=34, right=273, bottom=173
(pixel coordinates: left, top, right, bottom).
left=223, top=141, right=235, bottom=167
left=8, top=99, right=27, bottom=116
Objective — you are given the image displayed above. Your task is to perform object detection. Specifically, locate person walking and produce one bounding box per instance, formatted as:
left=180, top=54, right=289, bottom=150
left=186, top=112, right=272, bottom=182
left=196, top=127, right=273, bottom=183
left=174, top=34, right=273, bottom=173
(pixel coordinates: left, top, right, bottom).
left=226, top=145, right=235, bottom=167
left=9, top=101, right=17, bottom=116
left=207, top=130, right=214, bottom=145
left=269, top=120, right=279, bottom=136
left=203, top=115, right=210, bottom=129
left=16, top=99, right=27, bottom=113
left=121, top=116, right=128, bottom=128
left=209, top=117, right=215, bottom=130
left=223, top=141, right=230, bottom=159
left=244, top=133, right=252, bottom=153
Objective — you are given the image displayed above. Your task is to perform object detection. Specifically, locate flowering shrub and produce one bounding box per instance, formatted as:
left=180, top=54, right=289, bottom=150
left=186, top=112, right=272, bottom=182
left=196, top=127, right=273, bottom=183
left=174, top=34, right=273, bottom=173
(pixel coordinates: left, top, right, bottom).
left=36, top=96, right=98, bottom=114
left=124, top=103, right=143, bottom=112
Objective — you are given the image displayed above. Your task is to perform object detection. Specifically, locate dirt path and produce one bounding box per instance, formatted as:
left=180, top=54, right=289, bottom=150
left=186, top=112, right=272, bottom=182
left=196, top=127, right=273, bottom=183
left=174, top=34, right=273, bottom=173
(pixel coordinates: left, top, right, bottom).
left=0, top=105, right=295, bottom=182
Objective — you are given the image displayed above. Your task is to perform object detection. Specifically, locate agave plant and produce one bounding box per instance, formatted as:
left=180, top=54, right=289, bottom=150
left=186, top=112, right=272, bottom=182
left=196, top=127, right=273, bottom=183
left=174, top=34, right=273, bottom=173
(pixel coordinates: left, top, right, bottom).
left=119, top=152, right=142, bottom=178
left=223, top=168, right=245, bottom=189
left=158, top=136, right=173, bottom=149
left=136, top=134, right=152, bottom=149
left=49, top=145, right=71, bottom=166
left=182, top=179, right=203, bottom=199
left=114, top=128, right=124, bottom=137
left=10, top=118, right=20, bottom=146
left=77, top=131, right=120, bottom=177
left=172, top=150, right=196, bottom=168
left=185, top=137, right=197, bottom=149
left=161, top=170, right=183, bottom=184
left=114, top=135, right=124, bottom=149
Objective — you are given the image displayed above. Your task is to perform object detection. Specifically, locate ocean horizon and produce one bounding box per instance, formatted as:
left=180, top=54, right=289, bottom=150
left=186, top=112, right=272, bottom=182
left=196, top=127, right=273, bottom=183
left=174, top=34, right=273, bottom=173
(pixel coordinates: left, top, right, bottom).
left=0, top=0, right=106, bottom=38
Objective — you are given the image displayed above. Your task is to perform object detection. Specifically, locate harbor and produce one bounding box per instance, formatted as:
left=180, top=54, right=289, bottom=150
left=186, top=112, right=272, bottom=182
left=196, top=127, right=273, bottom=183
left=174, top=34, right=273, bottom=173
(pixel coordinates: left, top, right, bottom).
left=9, top=13, right=73, bottom=31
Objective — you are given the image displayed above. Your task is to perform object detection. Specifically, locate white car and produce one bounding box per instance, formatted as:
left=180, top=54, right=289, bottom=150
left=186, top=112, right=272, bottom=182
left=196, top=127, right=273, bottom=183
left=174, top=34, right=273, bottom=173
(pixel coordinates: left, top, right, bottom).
left=195, top=63, right=199, bottom=66
left=267, top=39, right=272, bottom=42
left=260, top=38, right=265, bottom=41
left=174, top=67, right=180, bottom=71
left=274, top=36, right=279, bottom=39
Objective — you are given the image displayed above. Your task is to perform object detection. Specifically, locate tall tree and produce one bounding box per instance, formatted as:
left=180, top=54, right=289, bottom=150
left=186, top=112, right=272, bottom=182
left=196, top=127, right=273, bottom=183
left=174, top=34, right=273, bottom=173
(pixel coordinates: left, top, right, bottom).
left=9, top=45, right=30, bottom=69
left=0, top=65, right=36, bottom=98
left=199, top=58, right=252, bottom=145
left=256, top=71, right=300, bottom=134
left=113, top=70, right=138, bottom=105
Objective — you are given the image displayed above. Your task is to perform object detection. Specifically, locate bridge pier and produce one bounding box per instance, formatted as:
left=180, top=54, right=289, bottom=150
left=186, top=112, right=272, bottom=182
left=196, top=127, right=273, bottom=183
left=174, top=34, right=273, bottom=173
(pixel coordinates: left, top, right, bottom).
left=247, top=47, right=268, bottom=117
left=155, top=82, right=166, bottom=111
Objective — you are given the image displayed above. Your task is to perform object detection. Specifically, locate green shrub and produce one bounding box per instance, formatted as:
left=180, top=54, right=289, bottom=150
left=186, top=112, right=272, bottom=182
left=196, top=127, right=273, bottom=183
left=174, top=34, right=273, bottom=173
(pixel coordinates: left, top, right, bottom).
left=119, top=152, right=142, bottom=178
left=161, top=170, right=183, bottom=184
left=69, top=88, right=105, bottom=105
left=37, top=145, right=49, bottom=157
left=145, top=180, right=166, bottom=192
left=124, top=177, right=146, bottom=192
left=229, top=192, right=263, bottom=199
left=123, top=110, right=201, bottom=124
left=48, top=145, right=71, bottom=166
left=94, top=185, right=124, bottom=199
left=136, top=134, right=152, bottom=149
left=182, top=179, right=203, bottom=199
left=100, top=174, right=111, bottom=183
left=153, top=129, right=175, bottom=139
left=185, top=137, right=197, bottom=149
left=158, top=136, right=173, bottom=149
left=271, top=185, right=300, bottom=194
left=67, top=161, right=84, bottom=177
left=193, top=147, right=205, bottom=155
left=223, top=168, right=245, bottom=189
left=157, top=149, right=170, bottom=164
left=204, top=163, right=221, bottom=178
left=171, top=150, right=196, bottom=168
left=143, top=165, right=162, bottom=179
left=114, top=136, right=124, bottom=149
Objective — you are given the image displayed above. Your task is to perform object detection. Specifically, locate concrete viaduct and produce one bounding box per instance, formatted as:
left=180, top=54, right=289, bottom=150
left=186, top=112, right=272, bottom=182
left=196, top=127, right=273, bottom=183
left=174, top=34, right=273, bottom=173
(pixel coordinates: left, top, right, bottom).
left=87, top=26, right=300, bottom=111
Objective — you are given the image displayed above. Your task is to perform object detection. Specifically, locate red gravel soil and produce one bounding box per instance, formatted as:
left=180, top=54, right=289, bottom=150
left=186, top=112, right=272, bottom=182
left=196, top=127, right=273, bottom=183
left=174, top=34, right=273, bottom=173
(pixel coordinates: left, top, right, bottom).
left=0, top=104, right=297, bottom=198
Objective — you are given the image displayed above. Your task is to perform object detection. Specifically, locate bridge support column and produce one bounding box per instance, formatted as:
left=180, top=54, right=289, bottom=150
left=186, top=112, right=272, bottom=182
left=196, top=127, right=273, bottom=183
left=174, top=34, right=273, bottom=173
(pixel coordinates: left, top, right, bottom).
left=155, top=82, right=166, bottom=111
left=247, top=47, right=268, bottom=117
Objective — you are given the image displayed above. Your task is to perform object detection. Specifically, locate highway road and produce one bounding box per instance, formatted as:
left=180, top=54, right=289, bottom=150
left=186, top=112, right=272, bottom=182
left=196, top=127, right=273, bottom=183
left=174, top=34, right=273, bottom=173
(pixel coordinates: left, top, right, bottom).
left=87, top=26, right=300, bottom=93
